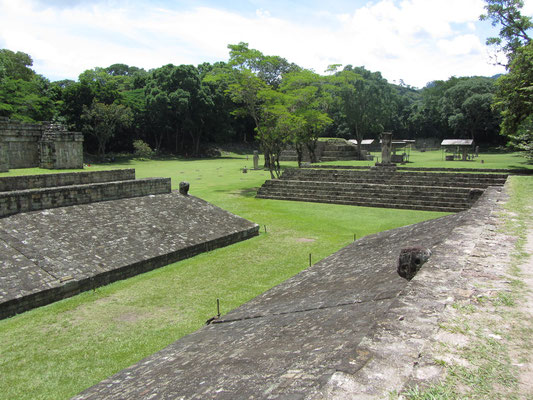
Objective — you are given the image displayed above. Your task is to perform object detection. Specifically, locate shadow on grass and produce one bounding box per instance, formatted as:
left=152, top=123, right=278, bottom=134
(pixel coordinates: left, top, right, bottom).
left=238, top=187, right=260, bottom=198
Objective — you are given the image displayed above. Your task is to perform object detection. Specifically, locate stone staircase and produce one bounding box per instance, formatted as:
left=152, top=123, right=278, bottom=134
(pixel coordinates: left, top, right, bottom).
left=279, top=139, right=360, bottom=162
left=256, top=168, right=508, bottom=212
left=320, top=142, right=360, bottom=161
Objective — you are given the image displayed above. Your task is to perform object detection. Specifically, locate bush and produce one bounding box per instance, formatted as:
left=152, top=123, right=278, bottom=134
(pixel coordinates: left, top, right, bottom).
left=132, top=140, right=154, bottom=160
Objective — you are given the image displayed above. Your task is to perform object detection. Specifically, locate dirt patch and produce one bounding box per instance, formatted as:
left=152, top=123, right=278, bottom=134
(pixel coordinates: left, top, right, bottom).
left=517, top=229, right=533, bottom=397
left=114, top=312, right=143, bottom=323
left=295, top=238, right=316, bottom=243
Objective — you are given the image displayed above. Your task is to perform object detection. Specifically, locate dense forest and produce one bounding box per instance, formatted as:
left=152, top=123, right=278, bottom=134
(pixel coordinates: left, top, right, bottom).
left=0, top=1, right=531, bottom=170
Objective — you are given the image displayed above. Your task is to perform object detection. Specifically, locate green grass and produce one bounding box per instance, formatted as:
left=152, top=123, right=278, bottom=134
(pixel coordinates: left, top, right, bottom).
left=318, top=149, right=533, bottom=170
left=0, top=149, right=530, bottom=399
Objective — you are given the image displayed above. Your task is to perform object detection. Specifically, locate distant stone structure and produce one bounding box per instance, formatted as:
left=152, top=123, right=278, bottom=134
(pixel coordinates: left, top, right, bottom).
left=0, top=117, right=83, bottom=172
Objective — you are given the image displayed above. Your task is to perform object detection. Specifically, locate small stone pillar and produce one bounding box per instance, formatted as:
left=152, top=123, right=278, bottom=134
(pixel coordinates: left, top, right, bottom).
left=253, top=151, right=259, bottom=170
left=475, top=145, right=479, bottom=157
left=179, top=181, right=190, bottom=195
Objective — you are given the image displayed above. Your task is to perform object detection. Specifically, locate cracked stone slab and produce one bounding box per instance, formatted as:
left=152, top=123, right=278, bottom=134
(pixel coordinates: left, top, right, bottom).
left=0, top=191, right=259, bottom=318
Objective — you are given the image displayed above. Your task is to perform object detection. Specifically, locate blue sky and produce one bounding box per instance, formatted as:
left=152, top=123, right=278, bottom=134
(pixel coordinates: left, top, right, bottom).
left=1, top=0, right=531, bottom=87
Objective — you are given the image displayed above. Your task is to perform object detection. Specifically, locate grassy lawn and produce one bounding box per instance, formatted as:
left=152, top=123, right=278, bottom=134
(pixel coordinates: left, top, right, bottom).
left=319, top=149, right=533, bottom=170
left=0, top=149, right=530, bottom=399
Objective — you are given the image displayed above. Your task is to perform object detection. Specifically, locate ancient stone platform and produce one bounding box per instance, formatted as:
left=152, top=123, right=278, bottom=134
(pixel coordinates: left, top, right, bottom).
left=74, top=187, right=505, bottom=399
left=0, top=192, right=259, bottom=319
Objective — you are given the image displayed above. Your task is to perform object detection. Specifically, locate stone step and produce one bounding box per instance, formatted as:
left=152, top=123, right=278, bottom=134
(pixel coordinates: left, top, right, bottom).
left=321, top=150, right=359, bottom=155
left=279, top=176, right=505, bottom=189
left=258, top=181, right=476, bottom=201
left=280, top=171, right=506, bottom=188
left=257, top=187, right=472, bottom=207
left=0, top=178, right=171, bottom=218
left=282, top=168, right=509, bottom=181
left=320, top=157, right=359, bottom=161
left=256, top=193, right=467, bottom=212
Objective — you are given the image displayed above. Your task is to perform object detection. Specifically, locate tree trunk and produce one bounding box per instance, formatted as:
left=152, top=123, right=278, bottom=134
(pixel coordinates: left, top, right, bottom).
left=295, top=143, right=303, bottom=167
left=264, top=150, right=271, bottom=169
left=306, top=140, right=318, bottom=163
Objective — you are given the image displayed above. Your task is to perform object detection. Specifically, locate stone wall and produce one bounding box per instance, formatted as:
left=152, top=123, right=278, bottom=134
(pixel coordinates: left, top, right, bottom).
left=0, top=169, right=135, bottom=192
left=0, top=117, right=83, bottom=171
left=0, top=139, right=8, bottom=172
left=0, top=177, right=171, bottom=218
left=39, top=126, right=84, bottom=169
left=0, top=119, right=42, bottom=169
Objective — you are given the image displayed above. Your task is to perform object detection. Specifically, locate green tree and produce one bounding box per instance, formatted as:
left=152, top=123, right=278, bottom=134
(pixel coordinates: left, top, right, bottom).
left=494, top=42, right=533, bottom=157
left=280, top=70, right=332, bottom=165
left=255, top=88, right=294, bottom=178
left=81, top=102, right=133, bottom=158
left=328, top=65, right=394, bottom=158
left=480, top=0, right=533, bottom=157
left=0, top=49, right=57, bottom=122
left=480, top=0, right=532, bottom=63
left=439, top=77, right=501, bottom=142
left=144, top=64, right=214, bottom=155
left=0, top=49, right=34, bottom=81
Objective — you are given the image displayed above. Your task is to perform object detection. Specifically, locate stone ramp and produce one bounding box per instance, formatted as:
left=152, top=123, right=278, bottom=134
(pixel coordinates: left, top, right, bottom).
left=0, top=192, right=259, bottom=319
left=74, top=200, right=475, bottom=399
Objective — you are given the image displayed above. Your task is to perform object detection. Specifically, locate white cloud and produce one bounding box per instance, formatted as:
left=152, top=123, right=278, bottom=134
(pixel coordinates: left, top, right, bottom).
left=0, top=0, right=517, bottom=87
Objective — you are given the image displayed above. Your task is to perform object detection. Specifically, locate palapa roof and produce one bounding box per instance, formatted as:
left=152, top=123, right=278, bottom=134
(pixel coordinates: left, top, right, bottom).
left=441, top=139, right=474, bottom=146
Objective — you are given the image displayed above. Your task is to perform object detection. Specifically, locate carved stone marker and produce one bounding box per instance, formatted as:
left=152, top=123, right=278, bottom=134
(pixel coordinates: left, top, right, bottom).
left=179, top=181, right=190, bottom=195
left=397, top=247, right=431, bottom=280
left=381, top=132, right=393, bottom=164
left=253, top=151, right=259, bottom=170
left=373, top=131, right=396, bottom=169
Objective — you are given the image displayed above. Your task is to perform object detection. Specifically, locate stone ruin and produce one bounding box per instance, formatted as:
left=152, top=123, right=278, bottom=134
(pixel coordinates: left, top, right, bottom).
left=74, top=186, right=507, bottom=399
left=0, top=169, right=259, bottom=318
left=0, top=117, right=83, bottom=172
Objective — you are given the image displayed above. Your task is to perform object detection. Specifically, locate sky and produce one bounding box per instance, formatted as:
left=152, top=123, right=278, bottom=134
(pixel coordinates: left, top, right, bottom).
left=1, top=0, right=532, bottom=88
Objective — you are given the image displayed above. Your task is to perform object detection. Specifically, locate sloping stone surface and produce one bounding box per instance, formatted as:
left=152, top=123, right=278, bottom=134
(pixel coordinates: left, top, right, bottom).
left=316, top=186, right=507, bottom=399
left=0, top=192, right=259, bottom=318
left=73, top=197, right=484, bottom=399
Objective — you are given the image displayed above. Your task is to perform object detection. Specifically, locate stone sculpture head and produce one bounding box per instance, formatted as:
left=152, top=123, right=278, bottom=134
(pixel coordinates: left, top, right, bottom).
left=397, top=247, right=432, bottom=280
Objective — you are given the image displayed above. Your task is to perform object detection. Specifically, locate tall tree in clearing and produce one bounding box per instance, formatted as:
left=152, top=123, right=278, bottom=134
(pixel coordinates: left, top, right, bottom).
left=481, top=0, right=533, bottom=158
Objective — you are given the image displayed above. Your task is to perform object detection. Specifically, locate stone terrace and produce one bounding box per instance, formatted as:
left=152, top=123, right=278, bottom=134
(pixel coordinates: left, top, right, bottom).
left=0, top=190, right=259, bottom=319
left=0, top=169, right=172, bottom=218
left=74, top=187, right=505, bottom=399
left=257, top=167, right=508, bottom=212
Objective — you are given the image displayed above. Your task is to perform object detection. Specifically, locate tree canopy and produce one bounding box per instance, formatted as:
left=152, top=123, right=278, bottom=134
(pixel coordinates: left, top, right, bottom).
left=0, top=42, right=520, bottom=160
